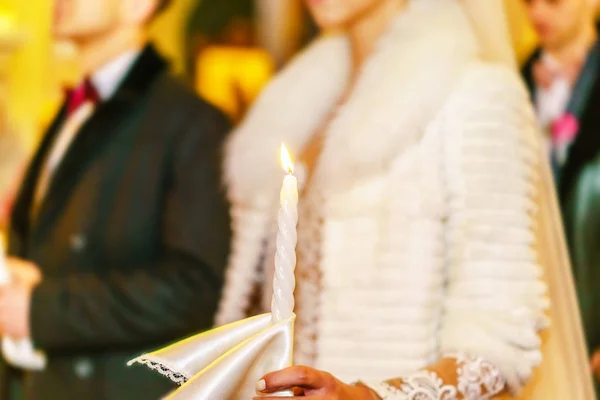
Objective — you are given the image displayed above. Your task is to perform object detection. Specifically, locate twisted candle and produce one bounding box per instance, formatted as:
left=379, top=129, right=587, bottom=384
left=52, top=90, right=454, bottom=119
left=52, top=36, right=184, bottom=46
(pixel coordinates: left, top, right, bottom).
left=271, top=145, right=298, bottom=324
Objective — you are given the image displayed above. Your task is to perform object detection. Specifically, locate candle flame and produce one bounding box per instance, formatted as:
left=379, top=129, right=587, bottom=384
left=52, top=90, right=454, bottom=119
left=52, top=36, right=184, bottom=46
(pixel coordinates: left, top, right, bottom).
left=280, top=144, right=294, bottom=174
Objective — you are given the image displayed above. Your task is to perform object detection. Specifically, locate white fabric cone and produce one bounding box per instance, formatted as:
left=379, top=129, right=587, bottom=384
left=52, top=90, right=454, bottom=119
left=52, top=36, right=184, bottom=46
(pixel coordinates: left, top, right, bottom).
left=130, top=313, right=295, bottom=399
left=129, top=313, right=274, bottom=382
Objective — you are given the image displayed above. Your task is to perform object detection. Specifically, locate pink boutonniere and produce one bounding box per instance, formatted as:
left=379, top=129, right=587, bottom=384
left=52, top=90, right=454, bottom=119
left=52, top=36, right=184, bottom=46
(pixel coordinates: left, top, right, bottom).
left=551, top=113, right=580, bottom=165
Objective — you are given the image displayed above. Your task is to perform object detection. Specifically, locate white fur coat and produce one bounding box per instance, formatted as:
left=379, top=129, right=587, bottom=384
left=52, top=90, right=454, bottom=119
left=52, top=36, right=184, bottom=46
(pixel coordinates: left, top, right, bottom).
left=216, top=0, right=547, bottom=391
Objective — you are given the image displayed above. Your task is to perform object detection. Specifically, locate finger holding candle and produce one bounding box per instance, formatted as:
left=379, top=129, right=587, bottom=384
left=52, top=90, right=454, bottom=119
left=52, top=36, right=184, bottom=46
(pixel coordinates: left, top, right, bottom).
left=0, top=237, right=47, bottom=370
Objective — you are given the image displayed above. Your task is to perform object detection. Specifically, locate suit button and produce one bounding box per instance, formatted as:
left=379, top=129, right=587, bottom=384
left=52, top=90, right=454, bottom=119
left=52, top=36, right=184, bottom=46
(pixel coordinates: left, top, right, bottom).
left=74, top=358, right=94, bottom=379
left=70, top=234, right=87, bottom=252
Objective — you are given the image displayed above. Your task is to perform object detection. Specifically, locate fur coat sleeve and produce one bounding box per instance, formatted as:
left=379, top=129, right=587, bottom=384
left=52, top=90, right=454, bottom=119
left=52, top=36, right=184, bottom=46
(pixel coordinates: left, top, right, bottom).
left=438, top=65, right=548, bottom=392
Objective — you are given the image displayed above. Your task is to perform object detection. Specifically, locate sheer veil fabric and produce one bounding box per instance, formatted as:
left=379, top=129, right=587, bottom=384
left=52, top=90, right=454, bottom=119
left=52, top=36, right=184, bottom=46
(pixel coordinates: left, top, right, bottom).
left=461, top=0, right=594, bottom=397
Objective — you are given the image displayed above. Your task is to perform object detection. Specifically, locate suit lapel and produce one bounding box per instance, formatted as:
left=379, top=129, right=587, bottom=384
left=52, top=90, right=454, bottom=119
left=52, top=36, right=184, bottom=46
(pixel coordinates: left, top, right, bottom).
left=33, top=97, right=137, bottom=231
left=29, top=44, right=168, bottom=241
left=559, top=63, right=600, bottom=201
left=9, top=105, right=67, bottom=252
left=521, top=48, right=542, bottom=100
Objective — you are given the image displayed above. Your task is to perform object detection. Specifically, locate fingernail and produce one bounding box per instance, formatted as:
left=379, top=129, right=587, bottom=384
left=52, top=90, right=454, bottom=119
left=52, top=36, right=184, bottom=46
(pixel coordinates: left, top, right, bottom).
left=256, top=379, right=266, bottom=392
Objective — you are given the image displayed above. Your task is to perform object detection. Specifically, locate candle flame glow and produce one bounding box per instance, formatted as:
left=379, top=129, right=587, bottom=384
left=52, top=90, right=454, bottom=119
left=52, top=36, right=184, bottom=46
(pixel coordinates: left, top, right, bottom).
left=280, top=144, right=294, bottom=174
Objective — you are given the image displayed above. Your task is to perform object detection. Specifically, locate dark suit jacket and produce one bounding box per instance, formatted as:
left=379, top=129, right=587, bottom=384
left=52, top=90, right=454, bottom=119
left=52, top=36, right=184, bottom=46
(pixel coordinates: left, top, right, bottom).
left=3, top=44, right=232, bottom=400
left=523, top=49, right=600, bottom=359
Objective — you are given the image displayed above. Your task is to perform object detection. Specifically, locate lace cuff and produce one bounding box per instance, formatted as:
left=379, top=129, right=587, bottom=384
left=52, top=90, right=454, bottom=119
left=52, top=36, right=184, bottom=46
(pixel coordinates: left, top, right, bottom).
left=361, top=354, right=506, bottom=399
left=363, top=371, right=457, bottom=399
left=454, top=354, right=505, bottom=398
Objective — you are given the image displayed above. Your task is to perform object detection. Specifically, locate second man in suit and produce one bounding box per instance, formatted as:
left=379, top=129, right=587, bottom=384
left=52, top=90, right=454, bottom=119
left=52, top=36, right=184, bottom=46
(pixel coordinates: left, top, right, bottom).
left=522, top=0, right=600, bottom=391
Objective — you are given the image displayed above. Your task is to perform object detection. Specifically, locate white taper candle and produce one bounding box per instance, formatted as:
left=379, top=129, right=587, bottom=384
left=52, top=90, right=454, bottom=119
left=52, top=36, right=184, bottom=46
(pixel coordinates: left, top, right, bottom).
left=271, top=145, right=298, bottom=324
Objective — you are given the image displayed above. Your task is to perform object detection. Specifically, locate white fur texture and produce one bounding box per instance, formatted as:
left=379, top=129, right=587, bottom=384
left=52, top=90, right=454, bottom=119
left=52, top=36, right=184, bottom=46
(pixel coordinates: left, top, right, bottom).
left=224, top=0, right=478, bottom=203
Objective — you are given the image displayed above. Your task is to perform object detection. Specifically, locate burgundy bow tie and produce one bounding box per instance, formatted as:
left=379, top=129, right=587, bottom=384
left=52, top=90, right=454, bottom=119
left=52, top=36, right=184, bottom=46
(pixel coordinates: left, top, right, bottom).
left=65, top=78, right=100, bottom=116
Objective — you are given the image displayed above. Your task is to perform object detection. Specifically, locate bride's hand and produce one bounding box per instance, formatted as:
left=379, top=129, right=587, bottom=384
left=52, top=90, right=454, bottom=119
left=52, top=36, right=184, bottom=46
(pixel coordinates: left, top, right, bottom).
left=253, top=366, right=377, bottom=399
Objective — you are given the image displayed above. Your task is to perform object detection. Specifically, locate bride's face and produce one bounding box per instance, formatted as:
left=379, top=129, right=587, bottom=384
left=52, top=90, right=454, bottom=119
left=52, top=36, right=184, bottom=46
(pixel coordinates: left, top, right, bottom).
left=303, top=0, right=386, bottom=29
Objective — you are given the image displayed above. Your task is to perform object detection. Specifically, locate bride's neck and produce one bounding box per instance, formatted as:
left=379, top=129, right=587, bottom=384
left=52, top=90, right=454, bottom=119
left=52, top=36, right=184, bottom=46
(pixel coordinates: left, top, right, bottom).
left=348, top=0, right=407, bottom=75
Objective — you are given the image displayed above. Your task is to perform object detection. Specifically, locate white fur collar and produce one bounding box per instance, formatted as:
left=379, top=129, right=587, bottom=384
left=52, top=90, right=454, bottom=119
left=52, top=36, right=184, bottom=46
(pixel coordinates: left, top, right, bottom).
left=225, top=0, right=480, bottom=203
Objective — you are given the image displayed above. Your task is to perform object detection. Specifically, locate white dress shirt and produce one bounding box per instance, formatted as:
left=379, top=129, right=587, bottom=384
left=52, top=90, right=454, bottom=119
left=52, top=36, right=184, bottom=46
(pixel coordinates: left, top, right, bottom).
left=534, top=52, right=572, bottom=157
left=91, top=50, right=140, bottom=101
left=535, top=52, right=572, bottom=130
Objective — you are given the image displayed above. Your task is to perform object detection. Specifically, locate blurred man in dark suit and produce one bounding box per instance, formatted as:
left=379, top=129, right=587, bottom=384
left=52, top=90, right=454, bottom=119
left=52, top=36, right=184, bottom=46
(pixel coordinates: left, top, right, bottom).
left=0, top=0, right=231, bottom=398
left=521, top=0, right=600, bottom=391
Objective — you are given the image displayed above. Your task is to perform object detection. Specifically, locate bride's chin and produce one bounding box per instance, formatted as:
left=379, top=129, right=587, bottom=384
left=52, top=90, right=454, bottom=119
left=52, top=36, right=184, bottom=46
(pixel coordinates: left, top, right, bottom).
left=309, top=11, right=349, bottom=32
left=306, top=0, right=391, bottom=32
